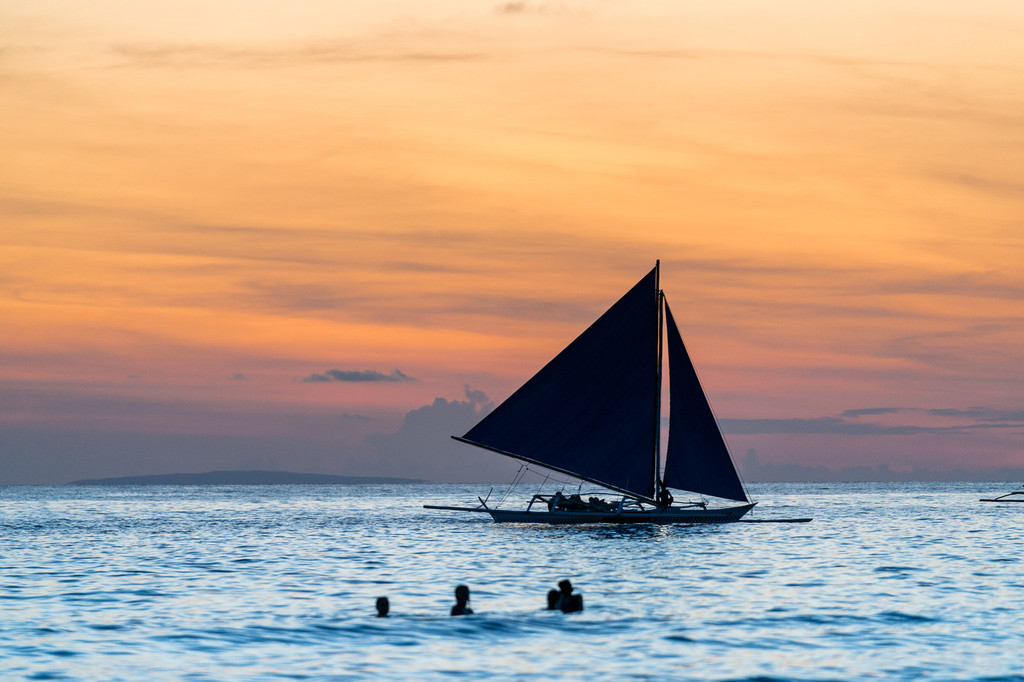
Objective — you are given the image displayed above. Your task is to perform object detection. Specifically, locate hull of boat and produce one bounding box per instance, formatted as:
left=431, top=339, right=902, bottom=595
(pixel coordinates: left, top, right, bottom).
left=486, top=503, right=755, bottom=524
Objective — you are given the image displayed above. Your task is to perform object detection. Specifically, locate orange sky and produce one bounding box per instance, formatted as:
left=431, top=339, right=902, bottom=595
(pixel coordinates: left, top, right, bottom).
left=2, top=0, right=1023, bottom=483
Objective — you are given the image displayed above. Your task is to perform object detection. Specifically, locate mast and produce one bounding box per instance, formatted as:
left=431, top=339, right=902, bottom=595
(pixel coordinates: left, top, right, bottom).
left=653, top=261, right=663, bottom=501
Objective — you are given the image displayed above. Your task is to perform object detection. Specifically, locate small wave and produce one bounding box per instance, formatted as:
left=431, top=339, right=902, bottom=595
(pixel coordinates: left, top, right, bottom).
left=739, top=570, right=770, bottom=578
left=45, top=649, right=80, bottom=658
left=877, top=610, right=937, bottom=624
left=725, top=612, right=876, bottom=628
left=314, top=612, right=640, bottom=646
left=874, top=565, right=924, bottom=574
left=782, top=581, right=826, bottom=587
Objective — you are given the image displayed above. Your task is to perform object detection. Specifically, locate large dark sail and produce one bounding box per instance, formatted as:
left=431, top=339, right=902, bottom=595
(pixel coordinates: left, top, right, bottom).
left=661, top=300, right=748, bottom=502
left=459, top=267, right=659, bottom=499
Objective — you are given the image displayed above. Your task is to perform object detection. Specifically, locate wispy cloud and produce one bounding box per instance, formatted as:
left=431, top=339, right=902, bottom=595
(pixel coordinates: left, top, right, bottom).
left=739, top=448, right=1024, bottom=482
left=495, top=1, right=530, bottom=13
left=721, top=407, right=1024, bottom=436
left=302, top=369, right=416, bottom=383
left=928, top=407, right=1024, bottom=423
left=493, top=1, right=584, bottom=15
left=720, top=417, right=933, bottom=436
left=112, top=42, right=484, bottom=69
left=841, top=407, right=904, bottom=417
left=590, top=47, right=923, bottom=69
left=930, top=171, right=1024, bottom=199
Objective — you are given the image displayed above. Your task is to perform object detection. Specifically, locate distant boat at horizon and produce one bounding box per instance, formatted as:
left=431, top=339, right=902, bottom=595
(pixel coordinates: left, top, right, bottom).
left=427, top=262, right=807, bottom=524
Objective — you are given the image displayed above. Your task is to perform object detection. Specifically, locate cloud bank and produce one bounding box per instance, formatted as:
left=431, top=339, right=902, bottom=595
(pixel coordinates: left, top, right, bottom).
left=363, top=386, right=515, bottom=482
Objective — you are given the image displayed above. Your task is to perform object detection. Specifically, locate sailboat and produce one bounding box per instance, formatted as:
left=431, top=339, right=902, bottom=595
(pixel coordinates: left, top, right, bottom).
left=426, top=262, right=770, bottom=524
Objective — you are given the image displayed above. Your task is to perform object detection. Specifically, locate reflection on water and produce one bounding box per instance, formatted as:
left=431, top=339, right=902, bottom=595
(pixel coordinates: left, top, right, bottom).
left=2, top=482, right=1022, bottom=679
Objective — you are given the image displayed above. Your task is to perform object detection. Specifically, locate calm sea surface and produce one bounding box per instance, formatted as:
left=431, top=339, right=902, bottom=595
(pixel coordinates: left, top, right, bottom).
left=2, top=482, right=1023, bottom=680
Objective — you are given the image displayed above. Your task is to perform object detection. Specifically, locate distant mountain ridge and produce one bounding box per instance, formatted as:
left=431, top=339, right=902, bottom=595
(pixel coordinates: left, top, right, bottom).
left=67, top=470, right=426, bottom=485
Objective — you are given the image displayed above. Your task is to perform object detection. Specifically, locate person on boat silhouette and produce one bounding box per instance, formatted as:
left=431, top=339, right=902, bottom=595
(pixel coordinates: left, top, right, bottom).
left=376, top=596, right=389, bottom=617
left=553, top=579, right=584, bottom=613
left=450, top=584, right=474, bottom=616
left=657, top=481, right=674, bottom=508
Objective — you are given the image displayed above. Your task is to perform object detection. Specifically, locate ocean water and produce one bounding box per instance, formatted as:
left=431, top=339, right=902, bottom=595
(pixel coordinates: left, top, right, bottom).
left=2, top=482, right=1023, bottom=680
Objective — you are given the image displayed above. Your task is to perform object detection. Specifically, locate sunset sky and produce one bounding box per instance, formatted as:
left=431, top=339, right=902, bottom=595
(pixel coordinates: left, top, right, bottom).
left=2, top=0, right=1023, bottom=484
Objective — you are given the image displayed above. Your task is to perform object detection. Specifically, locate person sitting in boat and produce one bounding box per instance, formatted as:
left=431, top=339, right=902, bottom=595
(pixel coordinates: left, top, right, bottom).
left=450, top=584, right=474, bottom=616
left=657, top=483, right=674, bottom=508
left=588, top=496, right=613, bottom=512
left=376, top=596, right=389, bottom=617
left=562, top=494, right=588, bottom=510
left=549, top=492, right=589, bottom=511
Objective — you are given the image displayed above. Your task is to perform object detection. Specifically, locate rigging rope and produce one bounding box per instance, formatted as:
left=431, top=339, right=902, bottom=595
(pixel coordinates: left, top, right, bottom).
left=496, top=463, right=528, bottom=508
left=494, top=463, right=599, bottom=509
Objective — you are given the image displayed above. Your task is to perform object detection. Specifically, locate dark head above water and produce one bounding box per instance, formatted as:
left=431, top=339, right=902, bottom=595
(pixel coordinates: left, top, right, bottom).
left=376, top=596, right=389, bottom=617
left=451, top=584, right=474, bottom=616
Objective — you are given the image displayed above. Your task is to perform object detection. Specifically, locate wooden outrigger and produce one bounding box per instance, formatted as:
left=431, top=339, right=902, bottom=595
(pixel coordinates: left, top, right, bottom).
left=981, top=487, right=1024, bottom=502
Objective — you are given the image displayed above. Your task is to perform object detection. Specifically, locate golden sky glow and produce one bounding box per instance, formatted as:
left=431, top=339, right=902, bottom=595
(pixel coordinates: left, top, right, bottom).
left=2, top=0, right=1023, bottom=482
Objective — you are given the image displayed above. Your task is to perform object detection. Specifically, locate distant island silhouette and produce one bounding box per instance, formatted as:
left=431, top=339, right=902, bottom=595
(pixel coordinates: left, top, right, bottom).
left=67, top=470, right=426, bottom=486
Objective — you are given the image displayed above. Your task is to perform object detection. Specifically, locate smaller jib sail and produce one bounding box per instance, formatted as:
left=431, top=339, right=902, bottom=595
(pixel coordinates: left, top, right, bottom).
left=661, top=300, right=748, bottom=502
left=458, top=267, right=660, bottom=500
